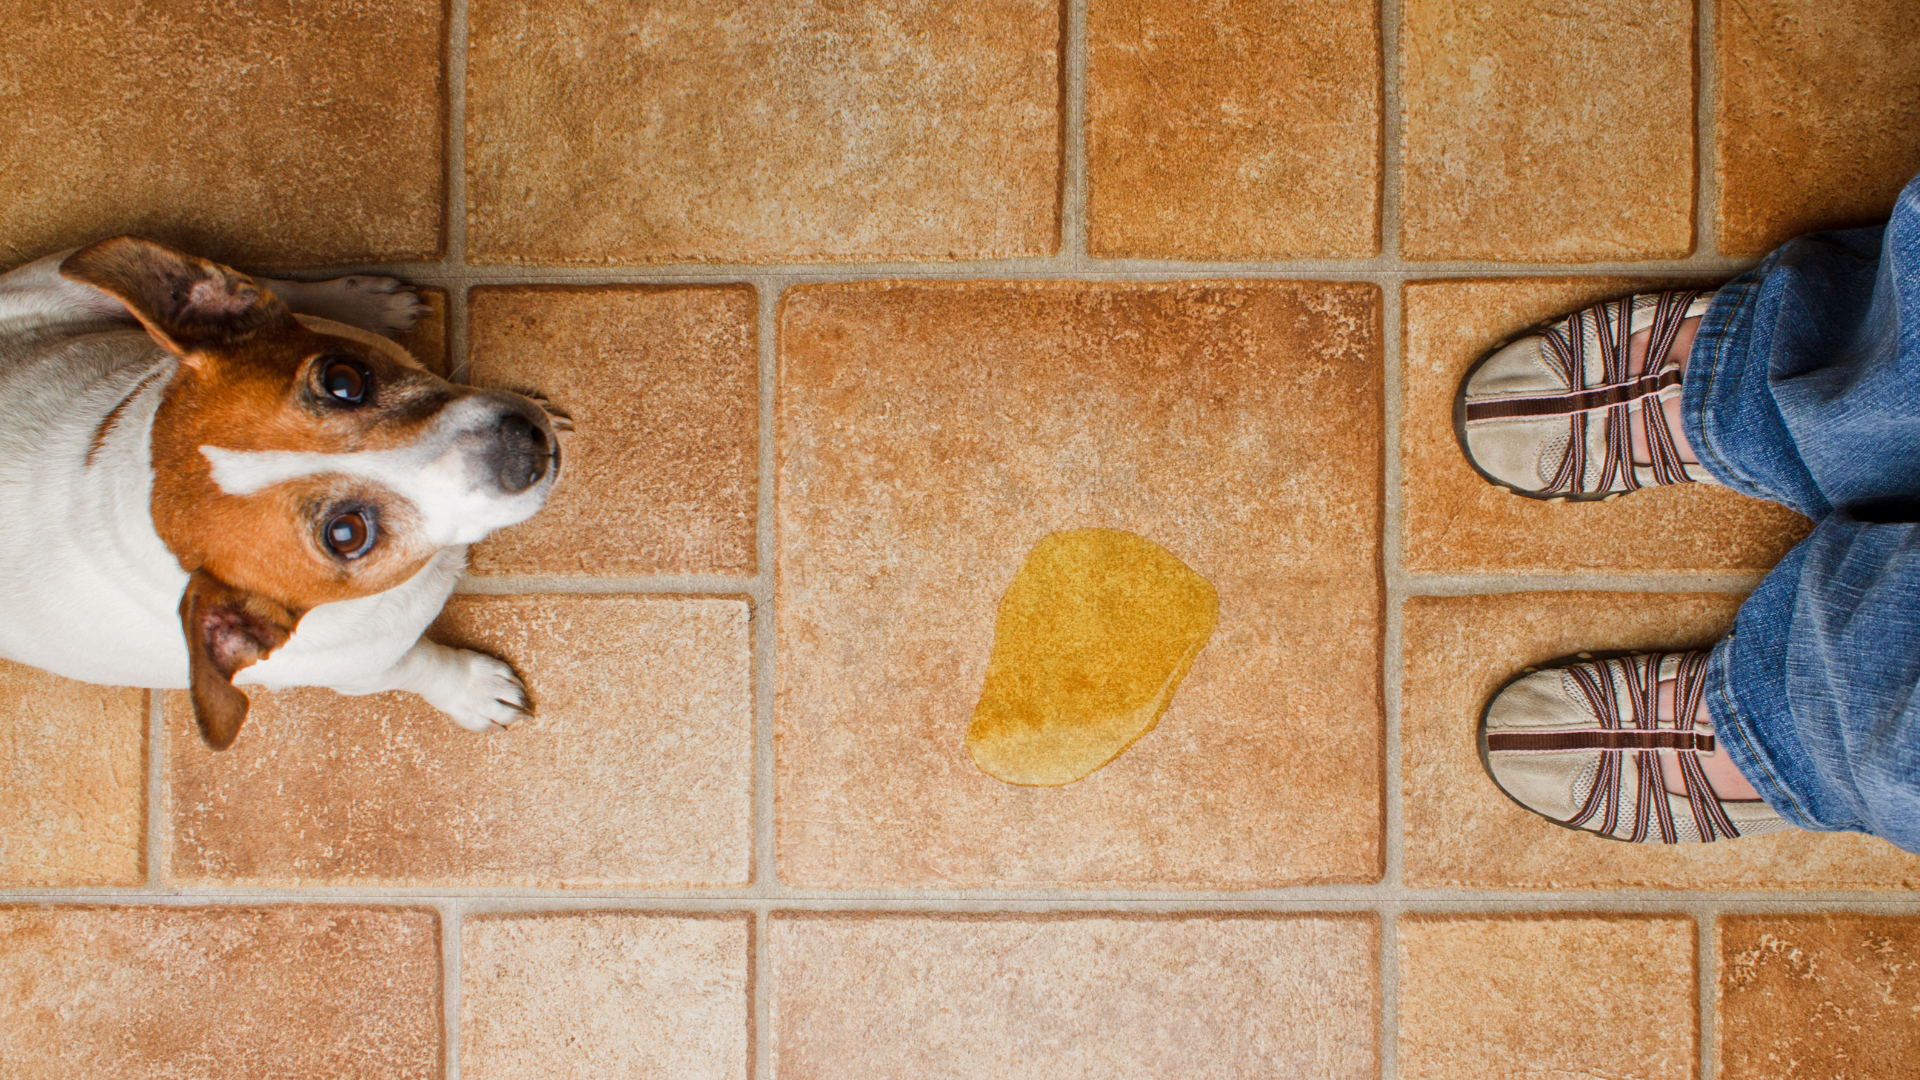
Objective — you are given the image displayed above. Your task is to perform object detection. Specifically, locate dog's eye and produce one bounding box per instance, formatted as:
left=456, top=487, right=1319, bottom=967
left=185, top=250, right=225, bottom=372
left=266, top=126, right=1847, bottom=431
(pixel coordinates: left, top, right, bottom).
left=320, top=511, right=376, bottom=560
left=316, top=355, right=371, bottom=406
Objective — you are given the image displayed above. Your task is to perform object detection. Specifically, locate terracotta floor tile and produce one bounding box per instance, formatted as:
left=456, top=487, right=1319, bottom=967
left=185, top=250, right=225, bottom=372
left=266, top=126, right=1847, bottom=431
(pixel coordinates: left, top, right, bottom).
left=1716, top=0, right=1920, bottom=257
left=465, top=286, right=759, bottom=578
left=0, top=905, right=440, bottom=1080
left=1718, top=914, right=1920, bottom=1080
left=777, top=280, right=1382, bottom=888
left=771, top=914, right=1379, bottom=1080
left=465, top=0, right=1060, bottom=264
left=1086, top=0, right=1380, bottom=259
left=0, top=662, right=144, bottom=887
left=1402, top=279, right=1810, bottom=574
left=1402, top=593, right=1920, bottom=889
left=0, top=0, right=444, bottom=266
left=1399, top=0, right=1694, bottom=262
left=166, top=595, right=752, bottom=888
left=1398, top=914, right=1695, bottom=1080
left=463, top=912, right=751, bottom=1080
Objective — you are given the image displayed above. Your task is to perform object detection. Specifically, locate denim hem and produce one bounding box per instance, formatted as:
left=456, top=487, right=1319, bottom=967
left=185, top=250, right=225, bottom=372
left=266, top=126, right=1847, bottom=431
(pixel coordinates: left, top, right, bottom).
left=1703, top=632, right=1828, bottom=832
left=1685, top=273, right=1777, bottom=502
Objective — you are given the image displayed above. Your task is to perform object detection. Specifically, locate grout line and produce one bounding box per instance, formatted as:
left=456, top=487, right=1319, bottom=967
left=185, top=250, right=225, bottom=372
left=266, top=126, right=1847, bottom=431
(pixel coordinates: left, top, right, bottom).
left=442, top=897, right=463, bottom=1080
left=9, top=888, right=1919, bottom=910
left=1060, top=0, right=1089, bottom=262
left=1699, top=905, right=1717, bottom=1080
left=1381, top=275, right=1406, bottom=894
left=275, top=259, right=1766, bottom=285
left=755, top=281, right=780, bottom=904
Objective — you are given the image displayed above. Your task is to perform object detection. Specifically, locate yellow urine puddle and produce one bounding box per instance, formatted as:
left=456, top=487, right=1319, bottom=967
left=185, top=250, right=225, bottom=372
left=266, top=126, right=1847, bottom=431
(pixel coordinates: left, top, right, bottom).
left=966, top=529, right=1219, bottom=786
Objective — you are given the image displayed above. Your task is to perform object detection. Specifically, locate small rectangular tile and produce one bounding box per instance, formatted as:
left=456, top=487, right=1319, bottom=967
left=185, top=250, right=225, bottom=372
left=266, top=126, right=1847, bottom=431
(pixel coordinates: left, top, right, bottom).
left=1718, top=914, right=1920, bottom=1080
left=0, top=0, right=445, bottom=265
left=1086, top=0, right=1380, bottom=259
left=167, top=595, right=752, bottom=888
left=1402, top=592, right=1920, bottom=889
left=1399, top=915, right=1696, bottom=1080
left=465, top=286, right=759, bottom=578
left=771, top=914, right=1379, bottom=1080
left=1716, top=0, right=1920, bottom=257
left=0, top=905, right=440, bottom=1080
left=1402, top=279, right=1810, bottom=574
left=1399, top=0, right=1694, bottom=261
left=465, top=0, right=1060, bottom=263
left=463, top=912, right=751, bottom=1080
left=0, top=660, right=144, bottom=887
left=777, top=280, right=1382, bottom=888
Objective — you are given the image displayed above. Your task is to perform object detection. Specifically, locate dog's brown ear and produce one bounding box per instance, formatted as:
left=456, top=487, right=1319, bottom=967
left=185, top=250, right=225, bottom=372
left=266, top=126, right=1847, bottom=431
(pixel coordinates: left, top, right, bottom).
left=179, top=569, right=297, bottom=751
left=60, top=236, right=293, bottom=362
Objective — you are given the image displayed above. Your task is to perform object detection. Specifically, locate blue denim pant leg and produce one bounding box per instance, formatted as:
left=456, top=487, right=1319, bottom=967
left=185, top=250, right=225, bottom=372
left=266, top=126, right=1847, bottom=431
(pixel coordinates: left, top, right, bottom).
left=1683, top=171, right=1920, bottom=851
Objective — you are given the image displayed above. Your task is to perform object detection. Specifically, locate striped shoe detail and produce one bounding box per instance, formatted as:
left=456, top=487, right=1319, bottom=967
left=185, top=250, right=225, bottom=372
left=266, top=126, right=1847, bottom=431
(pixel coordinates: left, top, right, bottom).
left=1503, top=652, right=1741, bottom=844
left=1469, top=291, right=1704, bottom=496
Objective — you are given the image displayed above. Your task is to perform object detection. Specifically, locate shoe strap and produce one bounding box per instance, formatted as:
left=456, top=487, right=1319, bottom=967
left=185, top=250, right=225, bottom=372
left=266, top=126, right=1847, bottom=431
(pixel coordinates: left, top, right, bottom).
left=1553, top=652, right=1741, bottom=843
left=1469, top=292, right=1704, bottom=496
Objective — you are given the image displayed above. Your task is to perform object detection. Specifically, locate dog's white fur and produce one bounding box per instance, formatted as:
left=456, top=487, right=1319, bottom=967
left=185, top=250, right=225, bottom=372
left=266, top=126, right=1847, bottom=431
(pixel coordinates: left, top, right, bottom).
left=0, top=249, right=535, bottom=733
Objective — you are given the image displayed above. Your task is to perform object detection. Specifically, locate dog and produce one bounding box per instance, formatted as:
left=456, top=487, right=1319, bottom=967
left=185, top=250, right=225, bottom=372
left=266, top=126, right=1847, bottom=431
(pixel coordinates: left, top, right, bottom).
left=0, top=236, right=562, bottom=749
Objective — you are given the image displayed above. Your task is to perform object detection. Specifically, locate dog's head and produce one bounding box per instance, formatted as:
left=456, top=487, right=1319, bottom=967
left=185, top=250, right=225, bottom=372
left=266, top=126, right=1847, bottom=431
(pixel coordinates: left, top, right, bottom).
left=62, top=236, right=560, bottom=748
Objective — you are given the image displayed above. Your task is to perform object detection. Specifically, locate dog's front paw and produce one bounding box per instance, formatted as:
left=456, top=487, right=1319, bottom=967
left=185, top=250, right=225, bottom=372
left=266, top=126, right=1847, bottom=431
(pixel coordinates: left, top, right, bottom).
left=329, top=276, right=429, bottom=336
left=424, top=649, right=530, bottom=732
left=280, top=275, right=429, bottom=337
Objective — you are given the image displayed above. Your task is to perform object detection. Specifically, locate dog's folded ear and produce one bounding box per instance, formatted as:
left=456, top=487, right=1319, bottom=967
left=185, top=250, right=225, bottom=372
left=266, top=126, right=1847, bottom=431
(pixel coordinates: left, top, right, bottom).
left=59, top=236, right=294, bottom=362
left=179, top=569, right=298, bottom=751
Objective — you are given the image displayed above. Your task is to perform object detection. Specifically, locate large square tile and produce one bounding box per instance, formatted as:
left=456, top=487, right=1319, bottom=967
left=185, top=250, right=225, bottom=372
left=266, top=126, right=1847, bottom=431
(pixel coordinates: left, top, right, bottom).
left=771, top=914, right=1379, bottom=1079
left=465, top=0, right=1060, bottom=263
left=1716, top=0, right=1920, bottom=257
left=1086, top=0, right=1380, bottom=259
left=1402, top=592, right=1920, bottom=889
left=463, top=912, right=751, bottom=1080
left=1402, top=279, right=1810, bottom=574
left=0, top=905, right=441, bottom=1080
left=0, top=661, right=144, bottom=887
left=1718, top=914, right=1920, bottom=1080
left=167, top=595, right=753, bottom=888
left=1399, top=914, right=1695, bottom=1080
left=778, top=280, right=1382, bottom=888
left=0, top=0, right=445, bottom=266
left=465, top=285, right=759, bottom=578
left=1399, top=0, right=1694, bottom=261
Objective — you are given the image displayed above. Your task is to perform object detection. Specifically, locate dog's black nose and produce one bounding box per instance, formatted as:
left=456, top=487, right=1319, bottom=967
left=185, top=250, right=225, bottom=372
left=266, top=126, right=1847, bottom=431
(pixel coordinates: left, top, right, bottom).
left=493, top=410, right=553, bottom=493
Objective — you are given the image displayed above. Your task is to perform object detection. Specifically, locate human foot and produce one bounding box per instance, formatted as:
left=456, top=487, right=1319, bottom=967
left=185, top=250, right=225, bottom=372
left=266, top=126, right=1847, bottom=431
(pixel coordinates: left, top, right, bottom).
left=1477, top=650, right=1786, bottom=843
left=1625, top=316, right=1701, bottom=467
left=1456, top=292, right=1720, bottom=500
left=1652, top=674, right=1761, bottom=801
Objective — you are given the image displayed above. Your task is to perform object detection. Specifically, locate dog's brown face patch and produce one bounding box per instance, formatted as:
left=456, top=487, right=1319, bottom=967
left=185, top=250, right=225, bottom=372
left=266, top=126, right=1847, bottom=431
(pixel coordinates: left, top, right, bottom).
left=145, top=324, right=456, bottom=612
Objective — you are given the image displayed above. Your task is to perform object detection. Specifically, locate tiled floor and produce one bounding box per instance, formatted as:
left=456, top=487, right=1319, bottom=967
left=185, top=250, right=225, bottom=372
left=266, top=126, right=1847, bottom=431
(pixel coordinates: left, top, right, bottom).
left=2, top=0, right=1919, bottom=1077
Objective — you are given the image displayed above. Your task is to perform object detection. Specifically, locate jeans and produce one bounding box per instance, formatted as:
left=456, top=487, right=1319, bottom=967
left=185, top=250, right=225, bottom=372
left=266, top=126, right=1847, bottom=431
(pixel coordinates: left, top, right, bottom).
left=1686, top=169, right=1920, bottom=853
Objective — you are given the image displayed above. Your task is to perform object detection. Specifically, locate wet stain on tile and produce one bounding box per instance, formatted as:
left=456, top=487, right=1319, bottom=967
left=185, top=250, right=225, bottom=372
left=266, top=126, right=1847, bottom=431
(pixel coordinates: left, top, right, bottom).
left=968, top=529, right=1218, bottom=787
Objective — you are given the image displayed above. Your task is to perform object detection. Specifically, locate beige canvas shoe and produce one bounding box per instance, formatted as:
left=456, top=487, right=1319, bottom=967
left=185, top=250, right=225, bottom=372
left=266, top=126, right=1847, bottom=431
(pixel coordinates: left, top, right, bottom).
left=1456, top=291, right=1722, bottom=501
left=1477, top=651, right=1789, bottom=843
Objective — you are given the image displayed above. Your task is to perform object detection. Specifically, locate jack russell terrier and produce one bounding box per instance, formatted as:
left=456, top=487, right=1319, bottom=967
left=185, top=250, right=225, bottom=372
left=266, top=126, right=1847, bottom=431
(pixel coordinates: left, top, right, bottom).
left=0, top=236, right=562, bottom=750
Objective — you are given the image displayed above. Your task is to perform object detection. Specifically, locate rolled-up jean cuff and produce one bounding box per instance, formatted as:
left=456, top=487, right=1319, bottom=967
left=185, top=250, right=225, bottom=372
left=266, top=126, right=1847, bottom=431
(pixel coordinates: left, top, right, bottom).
left=1703, top=632, right=1826, bottom=831
left=1685, top=271, right=1782, bottom=503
